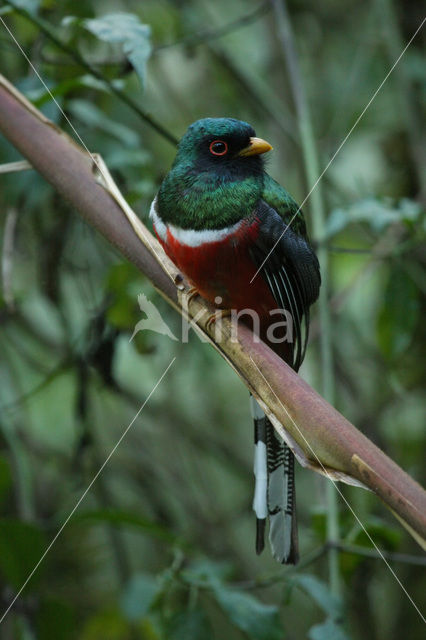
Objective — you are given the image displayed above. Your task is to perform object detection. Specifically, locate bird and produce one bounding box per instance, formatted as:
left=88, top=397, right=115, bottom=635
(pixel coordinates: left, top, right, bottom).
left=150, top=117, right=320, bottom=563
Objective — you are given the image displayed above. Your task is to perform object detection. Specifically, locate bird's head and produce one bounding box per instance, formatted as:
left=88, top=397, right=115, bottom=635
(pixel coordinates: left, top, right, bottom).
left=173, top=117, right=273, bottom=177
left=158, top=118, right=273, bottom=230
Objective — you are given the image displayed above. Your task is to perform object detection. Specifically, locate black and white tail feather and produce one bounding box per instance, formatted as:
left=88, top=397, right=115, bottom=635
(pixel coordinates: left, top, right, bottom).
left=248, top=200, right=320, bottom=564
left=251, top=396, right=298, bottom=564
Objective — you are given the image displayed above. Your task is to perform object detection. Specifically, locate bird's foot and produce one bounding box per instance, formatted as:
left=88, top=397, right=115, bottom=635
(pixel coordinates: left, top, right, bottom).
left=186, top=287, right=201, bottom=304
left=205, top=309, right=232, bottom=332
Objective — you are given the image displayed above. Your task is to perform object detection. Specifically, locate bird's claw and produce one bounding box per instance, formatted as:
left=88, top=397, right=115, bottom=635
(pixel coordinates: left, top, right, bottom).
left=205, top=309, right=232, bottom=332
left=186, top=287, right=201, bottom=304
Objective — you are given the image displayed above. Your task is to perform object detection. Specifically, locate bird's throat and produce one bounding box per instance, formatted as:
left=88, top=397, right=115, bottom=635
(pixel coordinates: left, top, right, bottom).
left=157, top=165, right=263, bottom=231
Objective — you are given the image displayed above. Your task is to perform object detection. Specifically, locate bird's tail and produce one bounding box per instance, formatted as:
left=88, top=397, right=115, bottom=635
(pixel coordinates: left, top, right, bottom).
left=251, top=396, right=299, bottom=564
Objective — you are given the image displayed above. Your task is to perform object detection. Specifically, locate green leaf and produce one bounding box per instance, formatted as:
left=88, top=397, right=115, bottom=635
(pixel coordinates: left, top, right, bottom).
left=308, top=617, right=350, bottom=640
left=181, top=558, right=232, bottom=587
left=67, top=99, right=140, bottom=147
left=166, top=610, right=213, bottom=640
left=292, top=574, right=342, bottom=618
left=310, top=506, right=327, bottom=541
left=0, top=518, right=46, bottom=590
left=106, top=296, right=138, bottom=330
left=7, top=0, right=40, bottom=16
left=350, top=516, right=402, bottom=550
left=213, top=586, right=283, bottom=640
left=83, top=12, right=148, bottom=44
left=80, top=609, right=130, bottom=640
left=61, top=15, right=79, bottom=28
left=106, top=148, right=151, bottom=170
left=121, top=573, right=160, bottom=622
left=106, top=262, right=142, bottom=292
left=30, top=75, right=125, bottom=108
left=377, top=268, right=420, bottom=359
left=325, top=198, right=422, bottom=238
left=83, top=13, right=152, bottom=88
left=36, top=598, right=75, bottom=640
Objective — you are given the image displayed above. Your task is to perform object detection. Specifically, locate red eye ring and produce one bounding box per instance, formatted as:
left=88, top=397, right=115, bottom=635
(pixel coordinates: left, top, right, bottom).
left=209, top=140, right=228, bottom=156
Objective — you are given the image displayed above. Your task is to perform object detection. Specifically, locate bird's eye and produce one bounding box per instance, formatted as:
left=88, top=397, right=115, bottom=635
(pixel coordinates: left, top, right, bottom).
left=209, top=140, right=228, bottom=156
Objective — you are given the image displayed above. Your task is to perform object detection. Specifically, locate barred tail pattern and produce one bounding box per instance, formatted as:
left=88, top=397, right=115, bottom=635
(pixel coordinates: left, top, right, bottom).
left=251, top=396, right=299, bottom=564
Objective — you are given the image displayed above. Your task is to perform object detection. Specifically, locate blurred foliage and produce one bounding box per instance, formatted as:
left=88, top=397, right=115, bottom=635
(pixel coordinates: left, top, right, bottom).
left=0, top=0, right=425, bottom=638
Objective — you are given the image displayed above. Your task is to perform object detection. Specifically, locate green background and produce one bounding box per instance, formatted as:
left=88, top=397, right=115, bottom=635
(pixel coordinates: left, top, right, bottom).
left=0, top=0, right=424, bottom=638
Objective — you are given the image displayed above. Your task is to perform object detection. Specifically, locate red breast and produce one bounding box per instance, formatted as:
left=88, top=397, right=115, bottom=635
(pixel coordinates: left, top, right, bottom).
left=153, top=218, right=276, bottom=319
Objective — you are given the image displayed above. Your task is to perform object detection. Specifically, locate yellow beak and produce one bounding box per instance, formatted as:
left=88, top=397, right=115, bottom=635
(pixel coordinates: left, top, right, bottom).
left=237, top=136, right=273, bottom=157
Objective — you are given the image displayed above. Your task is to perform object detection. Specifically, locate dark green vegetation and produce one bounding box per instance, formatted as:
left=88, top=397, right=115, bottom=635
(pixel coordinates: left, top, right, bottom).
left=0, top=1, right=425, bottom=639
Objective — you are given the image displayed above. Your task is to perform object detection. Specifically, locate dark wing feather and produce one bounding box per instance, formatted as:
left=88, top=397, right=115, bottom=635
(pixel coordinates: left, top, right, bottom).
left=249, top=199, right=320, bottom=563
left=249, top=197, right=320, bottom=563
left=249, top=200, right=320, bottom=371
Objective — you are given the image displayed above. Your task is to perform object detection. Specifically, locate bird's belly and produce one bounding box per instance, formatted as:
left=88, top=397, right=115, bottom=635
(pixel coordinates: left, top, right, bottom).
left=154, top=221, right=275, bottom=318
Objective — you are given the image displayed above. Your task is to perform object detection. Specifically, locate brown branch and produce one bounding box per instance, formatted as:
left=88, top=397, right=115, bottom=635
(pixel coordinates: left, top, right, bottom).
left=0, top=73, right=425, bottom=549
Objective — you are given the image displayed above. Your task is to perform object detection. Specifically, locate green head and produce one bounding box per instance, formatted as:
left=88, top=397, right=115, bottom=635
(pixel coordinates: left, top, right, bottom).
left=157, top=118, right=272, bottom=230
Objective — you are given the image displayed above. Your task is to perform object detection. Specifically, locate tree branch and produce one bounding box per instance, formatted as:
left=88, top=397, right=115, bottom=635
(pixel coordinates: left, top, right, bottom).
left=0, top=73, right=425, bottom=549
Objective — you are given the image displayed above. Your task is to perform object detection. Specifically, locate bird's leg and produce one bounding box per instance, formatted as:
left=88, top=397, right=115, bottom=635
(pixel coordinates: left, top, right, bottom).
left=186, top=286, right=201, bottom=304
left=205, top=309, right=232, bottom=332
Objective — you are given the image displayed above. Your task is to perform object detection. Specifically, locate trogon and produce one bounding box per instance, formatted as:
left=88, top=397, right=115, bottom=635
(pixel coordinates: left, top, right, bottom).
left=150, top=118, right=320, bottom=563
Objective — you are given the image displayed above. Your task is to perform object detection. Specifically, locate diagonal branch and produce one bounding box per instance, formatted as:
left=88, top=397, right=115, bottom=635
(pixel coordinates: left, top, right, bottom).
left=0, top=73, right=425, bottom=549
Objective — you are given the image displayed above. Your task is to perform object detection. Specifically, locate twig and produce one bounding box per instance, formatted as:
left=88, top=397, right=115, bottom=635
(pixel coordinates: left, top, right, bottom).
left=0, top=159, right=32, bottom=173
left=40, top=53, right=128, bottom=67
left=323, top=225, right=407, bottom=326
left=332, top=542, right=426, bottom=566
left=232, top=541, right=426, bottom=591
left=220, top=545, right=330, bottom=591
left=0, top=360, right=71, bottom=416
left=154, top=1, right=270, bottom=52
left=39, top=4, right=271, bottom=69
left=3, top=2, right=178, bottom=145
left=325, top=245, right=372, bottom=254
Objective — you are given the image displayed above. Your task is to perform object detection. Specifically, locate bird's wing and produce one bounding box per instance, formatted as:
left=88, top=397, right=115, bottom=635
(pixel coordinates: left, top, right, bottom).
left=249, top=177, right=320, bottom=565
left=249, top=180, right=320, bottom=371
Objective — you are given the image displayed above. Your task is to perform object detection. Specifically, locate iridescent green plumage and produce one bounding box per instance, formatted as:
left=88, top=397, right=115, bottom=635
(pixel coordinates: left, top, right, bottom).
left=263, top=174, right=307, bottom=236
